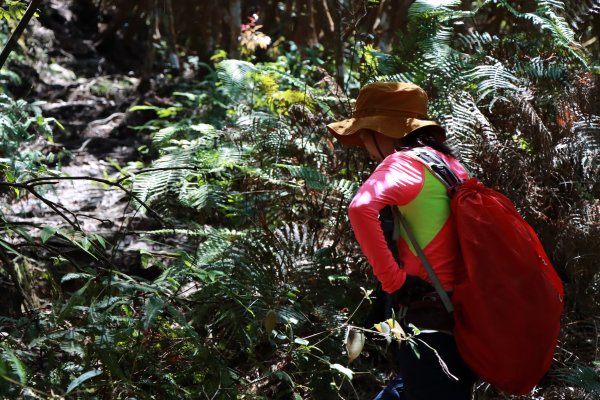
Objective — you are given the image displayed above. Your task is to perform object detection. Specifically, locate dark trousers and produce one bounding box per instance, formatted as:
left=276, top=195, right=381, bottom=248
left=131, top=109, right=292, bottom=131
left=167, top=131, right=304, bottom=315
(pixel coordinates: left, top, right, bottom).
left=373, top=332, right=476, bottom=400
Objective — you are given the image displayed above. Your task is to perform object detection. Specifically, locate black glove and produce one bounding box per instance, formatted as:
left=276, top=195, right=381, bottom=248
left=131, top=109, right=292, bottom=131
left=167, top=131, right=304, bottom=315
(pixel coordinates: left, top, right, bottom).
left=391, top=275, right=435, bottom=305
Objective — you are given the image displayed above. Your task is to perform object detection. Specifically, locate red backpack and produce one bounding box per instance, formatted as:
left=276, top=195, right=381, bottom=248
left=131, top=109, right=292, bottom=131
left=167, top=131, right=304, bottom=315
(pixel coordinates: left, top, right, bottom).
left=402, top=148, right=564, bottom=395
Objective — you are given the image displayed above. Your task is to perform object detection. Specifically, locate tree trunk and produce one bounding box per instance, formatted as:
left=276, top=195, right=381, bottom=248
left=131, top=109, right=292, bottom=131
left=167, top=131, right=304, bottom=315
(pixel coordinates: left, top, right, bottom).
left=164, top=0, right=180, bottom=74
left=329, top=0, right=345, bottom=90
left=227, top=0, right=242, bottom=59
left=314, top=0, right=335, bottom=38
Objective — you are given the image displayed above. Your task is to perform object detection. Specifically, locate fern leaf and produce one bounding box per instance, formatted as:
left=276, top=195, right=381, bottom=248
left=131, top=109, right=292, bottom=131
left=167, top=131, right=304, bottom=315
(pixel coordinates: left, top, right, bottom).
left=2, top=347, right=27, bottom=384
left=279, top=164, right=330, bottom=191
left=468, top=63, right=523, bottom=102
left=408, top=0, right=461, bottom=18
left=216, top=60, right=257, bottom=101
left=456, top=32, right=498, bottom=52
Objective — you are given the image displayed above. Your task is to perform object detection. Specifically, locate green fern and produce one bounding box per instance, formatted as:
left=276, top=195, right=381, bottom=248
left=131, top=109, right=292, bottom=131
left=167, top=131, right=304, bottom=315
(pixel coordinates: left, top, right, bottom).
left=456, top=32, right=499, bottom=52
left=216, top=59, right=257, bottom=101
left=562, top=363, right=600, bottom=395
left=497, top=0, right=587, bottom=64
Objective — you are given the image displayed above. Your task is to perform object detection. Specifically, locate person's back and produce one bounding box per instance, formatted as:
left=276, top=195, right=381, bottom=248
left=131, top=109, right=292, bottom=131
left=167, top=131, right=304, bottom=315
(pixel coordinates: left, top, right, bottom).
left=349, top=147, right=469, bottom=293
left=326, top=82, right=476, bottom=399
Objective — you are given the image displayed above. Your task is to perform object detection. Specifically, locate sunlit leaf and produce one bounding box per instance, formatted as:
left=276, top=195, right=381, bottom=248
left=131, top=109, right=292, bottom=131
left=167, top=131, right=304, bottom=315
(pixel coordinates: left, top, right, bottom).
left=330, top=363, right=354, bottom=380
left=66, top=369, right=102, bottom=394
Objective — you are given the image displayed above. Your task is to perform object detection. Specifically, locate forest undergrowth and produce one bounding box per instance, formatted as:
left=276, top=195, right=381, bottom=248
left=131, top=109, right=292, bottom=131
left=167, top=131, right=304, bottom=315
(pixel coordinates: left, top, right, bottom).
left=0, top=0, right=599, bottom=399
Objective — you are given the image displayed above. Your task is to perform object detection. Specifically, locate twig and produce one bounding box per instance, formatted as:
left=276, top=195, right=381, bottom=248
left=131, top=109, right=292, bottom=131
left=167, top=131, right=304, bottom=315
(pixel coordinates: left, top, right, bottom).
left=0, top=175, right=165, bottom=226
left=0, top=0, right=42, bottom=70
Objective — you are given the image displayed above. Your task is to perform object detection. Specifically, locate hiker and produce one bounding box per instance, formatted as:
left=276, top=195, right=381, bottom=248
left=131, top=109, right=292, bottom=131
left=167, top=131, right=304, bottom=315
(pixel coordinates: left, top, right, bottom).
left=327, top=82, right=477, bottom=400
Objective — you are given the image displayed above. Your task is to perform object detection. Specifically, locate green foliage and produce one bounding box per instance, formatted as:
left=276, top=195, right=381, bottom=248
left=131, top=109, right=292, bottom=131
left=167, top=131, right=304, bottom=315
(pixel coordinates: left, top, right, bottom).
left=562, top=362, right=600, bottom=396
left=0, top=1, right=28, bottom=23
left=0, top=94, right=59, bottom=182
left=1, top=0, right=599, bottom=398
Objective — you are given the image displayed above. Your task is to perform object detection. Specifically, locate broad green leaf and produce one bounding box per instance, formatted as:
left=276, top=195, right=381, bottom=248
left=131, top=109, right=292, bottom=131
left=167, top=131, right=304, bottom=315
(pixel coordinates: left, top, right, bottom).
left=66, top=369, right=102, bottom=394
left=58, top=279, right=93, bottom=320
left=60, top=272, right=93, bottom=283
left=128, top=104, right=159, bottom=112
left=40, top=226, right=57, bottom=243
left=294, top=338, right=309, bottom=346
left=0, top=238, right=24, bottom=257
left=330, top=363, right=354, bottom=380
left=93, top=234, right=107, bottom=249
left=143, top=296, right=165, bottom=330
left=65, top=235, right=98, bottom=260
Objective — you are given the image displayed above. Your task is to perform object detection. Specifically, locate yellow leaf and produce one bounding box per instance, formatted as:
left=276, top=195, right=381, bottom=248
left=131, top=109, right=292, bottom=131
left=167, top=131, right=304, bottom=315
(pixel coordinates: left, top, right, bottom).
left=264, top=310, right=277, bottom=337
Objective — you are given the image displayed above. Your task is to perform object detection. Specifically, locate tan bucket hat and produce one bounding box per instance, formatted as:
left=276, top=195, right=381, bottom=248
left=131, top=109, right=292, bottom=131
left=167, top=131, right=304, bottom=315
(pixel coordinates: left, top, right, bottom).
left=327, top=82, right=444, bottom=146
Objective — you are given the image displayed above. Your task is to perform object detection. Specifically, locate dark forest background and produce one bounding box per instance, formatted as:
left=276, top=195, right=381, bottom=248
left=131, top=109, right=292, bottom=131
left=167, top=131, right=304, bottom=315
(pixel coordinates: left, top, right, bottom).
left=0, top=0, right=598, bottom=398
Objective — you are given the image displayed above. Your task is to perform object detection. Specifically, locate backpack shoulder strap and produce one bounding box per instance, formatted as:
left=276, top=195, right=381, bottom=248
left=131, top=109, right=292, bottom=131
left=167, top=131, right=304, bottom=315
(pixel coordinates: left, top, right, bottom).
left=394, top=208, right=455, bottom=313
left=404, top=147, right=463, bottom=190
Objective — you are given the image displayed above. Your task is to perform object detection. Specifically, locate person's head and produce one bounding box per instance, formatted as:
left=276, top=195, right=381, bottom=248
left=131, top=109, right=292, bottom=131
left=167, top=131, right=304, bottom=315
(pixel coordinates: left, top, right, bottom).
left=327, top=82, right=453, bottom=160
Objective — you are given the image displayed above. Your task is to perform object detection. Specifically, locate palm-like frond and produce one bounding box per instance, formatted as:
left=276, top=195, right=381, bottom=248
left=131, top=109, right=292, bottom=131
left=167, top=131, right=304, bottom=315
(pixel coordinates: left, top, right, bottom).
left=216, top=59, right=257, bottom=101
left=468, top=63, right=525, bottom=103
left=456, top=32, right=499, bottom=52
left=497, top=0, right=586, bottom=64
left=408, top=0, right=462, bottom=19
left=132, top=151, right=192, bottom=210
left=561, top=364, right=600, bottom=396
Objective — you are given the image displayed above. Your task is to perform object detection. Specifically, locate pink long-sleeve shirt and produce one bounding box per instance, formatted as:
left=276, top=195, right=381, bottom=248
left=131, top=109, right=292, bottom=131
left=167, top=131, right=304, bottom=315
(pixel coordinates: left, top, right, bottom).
left=348, top=147, right=469, bottom=294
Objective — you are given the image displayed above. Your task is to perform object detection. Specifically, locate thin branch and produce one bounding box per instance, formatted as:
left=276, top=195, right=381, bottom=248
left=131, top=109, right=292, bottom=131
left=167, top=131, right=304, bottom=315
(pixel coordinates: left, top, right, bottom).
left=0, top=175, right=166, bottom=225
left=0, top=0, right=43, bottom=70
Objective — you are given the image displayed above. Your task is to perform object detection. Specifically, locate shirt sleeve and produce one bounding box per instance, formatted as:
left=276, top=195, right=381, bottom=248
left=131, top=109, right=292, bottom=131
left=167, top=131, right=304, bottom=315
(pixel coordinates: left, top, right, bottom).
left=348, top=153, right=425, bottom=293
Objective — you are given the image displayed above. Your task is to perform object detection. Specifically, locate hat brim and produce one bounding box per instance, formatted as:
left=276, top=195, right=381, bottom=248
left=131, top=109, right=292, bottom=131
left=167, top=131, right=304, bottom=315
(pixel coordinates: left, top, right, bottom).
left=327, top=115, right=445, bottom=147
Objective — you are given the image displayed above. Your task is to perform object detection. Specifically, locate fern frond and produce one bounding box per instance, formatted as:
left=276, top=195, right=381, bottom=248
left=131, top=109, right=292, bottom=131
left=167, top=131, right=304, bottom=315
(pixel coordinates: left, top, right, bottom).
left=437, top=91, right=498, bottom=166
left=561, top=364, right=600, bottom=395
left=236, top=111, right=278, bottom=132
left=132, top=151, right=192, bottom=208
left=140, top=228, right=211, bottom=237
left=331, top=179, right=359, bottom=200
left=456, top=32, right=499, bottom=52
left=562, top=116, right=600, bottom=179
left=468, top=63, right=523, bottom=102
left=153, top=121, right=190, bottom=144
left=539, top=0, right=566, bottom=10
left=521, top=57, right=567, bottom=80
left=408, top=0, right=461, bottom=19
left=179, top=183, right=226, bottom=211
left=216, top=60, right=257, bottom=101
left=0, top=69, right=22, bottom=85
left=514, top=96, right=553, bottom=149
left=497, top=0, right=586, bottom=64
left=279, top=164, right=330, bottom=191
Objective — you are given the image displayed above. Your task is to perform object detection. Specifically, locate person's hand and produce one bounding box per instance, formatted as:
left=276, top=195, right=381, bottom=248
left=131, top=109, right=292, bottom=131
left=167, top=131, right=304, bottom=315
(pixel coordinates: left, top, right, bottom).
left=391, top=275, right=435, bottom=305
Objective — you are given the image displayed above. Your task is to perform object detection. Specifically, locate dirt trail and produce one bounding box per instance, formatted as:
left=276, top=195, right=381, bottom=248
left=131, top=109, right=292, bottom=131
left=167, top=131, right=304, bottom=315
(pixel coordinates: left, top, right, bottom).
left=9, top=1, right=161, bottom=274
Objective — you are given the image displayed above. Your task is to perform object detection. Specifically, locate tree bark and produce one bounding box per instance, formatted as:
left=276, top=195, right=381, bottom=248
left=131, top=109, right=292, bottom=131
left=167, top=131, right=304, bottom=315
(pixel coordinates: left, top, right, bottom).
left=329, top=0, right=345, bottom=90
left=164, top=0, right=180, bottom=74
left=228, top=0, right=242, bottom=59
